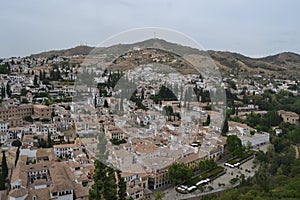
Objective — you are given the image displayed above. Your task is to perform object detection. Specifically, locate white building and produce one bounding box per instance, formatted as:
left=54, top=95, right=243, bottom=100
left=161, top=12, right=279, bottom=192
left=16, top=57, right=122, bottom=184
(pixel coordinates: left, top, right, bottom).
left=239, top=132, right=270, bottom=147
left=7, top=127, right=24, bottom=140
left=0, top=120, right=9, bottom=132
left=228, top=121, right=270, bottom=147
left=53, top=143, right=80, bottom=159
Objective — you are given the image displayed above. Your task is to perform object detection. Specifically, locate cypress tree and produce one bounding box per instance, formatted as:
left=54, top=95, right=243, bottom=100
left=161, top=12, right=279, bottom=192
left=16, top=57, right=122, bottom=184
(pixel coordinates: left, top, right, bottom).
left=1, top=87, right=5, bottom=99
left=205, top=115, right=211, bottom=126
left=94, top=96, right=97, bottom=108
left=6, top=83, right=11, bottom=98
left=0, top=172, right=5, bottom=190
left=103, top=100, right=109, bottom=108
left=2, top=151, right=8, bottom=179
left=117, top=170, right=127, bottom=200
left=33, top=75, right=38, bottom=86
left=222, top=117, right=229, bottom=136
left=103, top=168, right=117, bottom=200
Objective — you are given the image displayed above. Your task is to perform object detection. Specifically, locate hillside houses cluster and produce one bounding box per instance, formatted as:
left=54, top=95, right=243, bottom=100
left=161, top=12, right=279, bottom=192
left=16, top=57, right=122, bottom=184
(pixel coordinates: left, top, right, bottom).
left=2, top=50, right=300, bottom=200
left=9, top=144, right=94, bottom=200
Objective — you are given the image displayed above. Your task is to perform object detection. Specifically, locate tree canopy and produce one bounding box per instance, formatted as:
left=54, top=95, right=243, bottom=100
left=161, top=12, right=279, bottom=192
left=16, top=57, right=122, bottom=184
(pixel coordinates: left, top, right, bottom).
left=207, top=112, right=300, bottom=200
left=226, top=135, right=244, bottom=157
left=221, top=117, right=229, bottom=136
left=158, top=85, right=178, bottom=101
left=12, top=140, right=22, bottom=148
left=89, top=160, right=126, bottom=200
left=168, top=163, right=193, bottom=185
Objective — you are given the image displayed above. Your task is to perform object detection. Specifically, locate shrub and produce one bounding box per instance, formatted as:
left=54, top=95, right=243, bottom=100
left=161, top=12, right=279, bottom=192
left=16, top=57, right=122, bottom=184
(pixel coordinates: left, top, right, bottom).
left=110, top=139, right=127, bottom=145
left=12, top=140, right=22, bottom=147
left=230, top=178, right=239, bottom=185
left=24, top=116, right=34, bottom=122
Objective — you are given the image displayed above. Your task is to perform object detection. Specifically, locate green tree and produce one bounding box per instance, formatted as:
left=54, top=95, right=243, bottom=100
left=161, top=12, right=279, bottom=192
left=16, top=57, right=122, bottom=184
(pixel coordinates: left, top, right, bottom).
left=158, top=85, right=177, bottom=101
left=97, top=128, right=108, bottom=162
left=20, top=88, right=28, bottom=96
left=24, top=116, right=34, bottom=122
left=103, top=99, right=109, bottom=108
left=228, top=80, right=237, bottom=90
left=164, top=106, right=173, bottom=115
left=253, top=163, right=270, bottom=192
left=117, top=170, right=126, bottom=200
left=42, top=70, right=46, bottom=80
left=154, top=191, right=165, bottom=200
left=0, top=172, right=5, bottom=190
left=1, top=87, right=5, bottom=99
left=103, top=168, right=117, bottom=200
left=287, top=124, right=300, bottom=144
left=222, top=117, right=229, bottom=136
left=12, top=140, right=22, bottom=148
left=47, top=133, right=53, bottom=148
left=50, top=67, right=62, bottom=81
left=266, top=111, right=282, bottom=127
left=89, top=160, right=106, bottom=199
left=212, top=123, right=300, bottom=200
left=15, top=148, right=20, bottom=166
left=204, top=115, right=211, bottom=126
left=226, top=135, right=244, bottom=157
left=1, top=151, right=8, bottom=179
left=198, top=159, right=217, bottom=172
left=0, top=64, right=10, bottom=74
left=141, top=88, right=145, bottom=100
left=33, top=75, right=39, bottom=86
left=89, top=160, right=123, bottom=200
left=94, top=96, right=97, bottom=108
left=38, top=139, right=47, bottom=148
left=255, top=150, right=267, bottom=163
left=6, top=83, right=11, bottom=98
left=231, top=105, right=236, bottom=116
left=168, top=163, right=193, bottom=185
left=246, top=141, right=252, bottom=152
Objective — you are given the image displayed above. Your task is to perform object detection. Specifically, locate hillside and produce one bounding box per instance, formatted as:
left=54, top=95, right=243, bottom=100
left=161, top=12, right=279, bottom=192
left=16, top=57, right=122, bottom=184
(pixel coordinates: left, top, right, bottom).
left=208, top=50, right=300, bottom=78
left=31, top=39, right=206, bottom=58
left=31, top=45, right=94, bottom=57
left=31, top=39, right=300, bottom=78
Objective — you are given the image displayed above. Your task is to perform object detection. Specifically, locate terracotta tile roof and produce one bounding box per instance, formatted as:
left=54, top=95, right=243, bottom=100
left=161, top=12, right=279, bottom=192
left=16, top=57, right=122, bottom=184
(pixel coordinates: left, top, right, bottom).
left=33, top=178, right=47, bottom=185
left=11, top=166, right=21, bottom=183
left=47, top=162, right=77, bottom=193
left=132, top=141, right=158, bottom=155
left=26, top=188, right=50, bottom=200
left=9, top=188, right=28, bottom=198
left=53, top=143, right=80, bottom=149
left=74, top=184, right=89, bottom=199
left=177, top=152, right=207, bottom=164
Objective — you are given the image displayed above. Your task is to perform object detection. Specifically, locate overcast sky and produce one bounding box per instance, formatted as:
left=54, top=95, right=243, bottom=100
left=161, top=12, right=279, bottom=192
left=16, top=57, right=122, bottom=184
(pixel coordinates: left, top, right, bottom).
left=0, top=0, right=299, bottom=58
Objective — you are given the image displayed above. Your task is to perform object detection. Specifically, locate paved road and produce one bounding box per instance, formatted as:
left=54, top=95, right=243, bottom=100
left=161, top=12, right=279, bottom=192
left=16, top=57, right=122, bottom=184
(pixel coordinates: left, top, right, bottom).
left=161, top=144, right=270, bottom=200
left=162, top=157, right=257, bottom=200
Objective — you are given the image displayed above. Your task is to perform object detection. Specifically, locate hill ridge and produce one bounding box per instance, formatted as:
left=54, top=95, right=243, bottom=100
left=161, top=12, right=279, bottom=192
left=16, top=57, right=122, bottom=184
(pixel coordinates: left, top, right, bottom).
left=30, top=38, right=300, bottom=78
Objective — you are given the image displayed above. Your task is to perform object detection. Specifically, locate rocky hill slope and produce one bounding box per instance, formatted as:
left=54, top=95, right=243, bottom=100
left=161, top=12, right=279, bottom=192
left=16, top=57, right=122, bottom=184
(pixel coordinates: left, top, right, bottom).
left=31, top=39, right=300, bottom=78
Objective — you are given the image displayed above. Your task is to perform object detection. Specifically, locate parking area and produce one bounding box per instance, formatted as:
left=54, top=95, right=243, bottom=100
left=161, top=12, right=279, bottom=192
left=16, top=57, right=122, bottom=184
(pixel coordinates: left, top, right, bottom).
left=163, top=144, right=270, bottom=199
left=207, top=144, right=272, bottom=191
left=209, top=156, right=257, bottom=189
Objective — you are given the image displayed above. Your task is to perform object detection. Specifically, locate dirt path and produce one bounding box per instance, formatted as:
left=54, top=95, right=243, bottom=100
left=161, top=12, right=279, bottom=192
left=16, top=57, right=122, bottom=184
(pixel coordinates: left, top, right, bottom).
left=293, top=145, right=299, bottom=159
